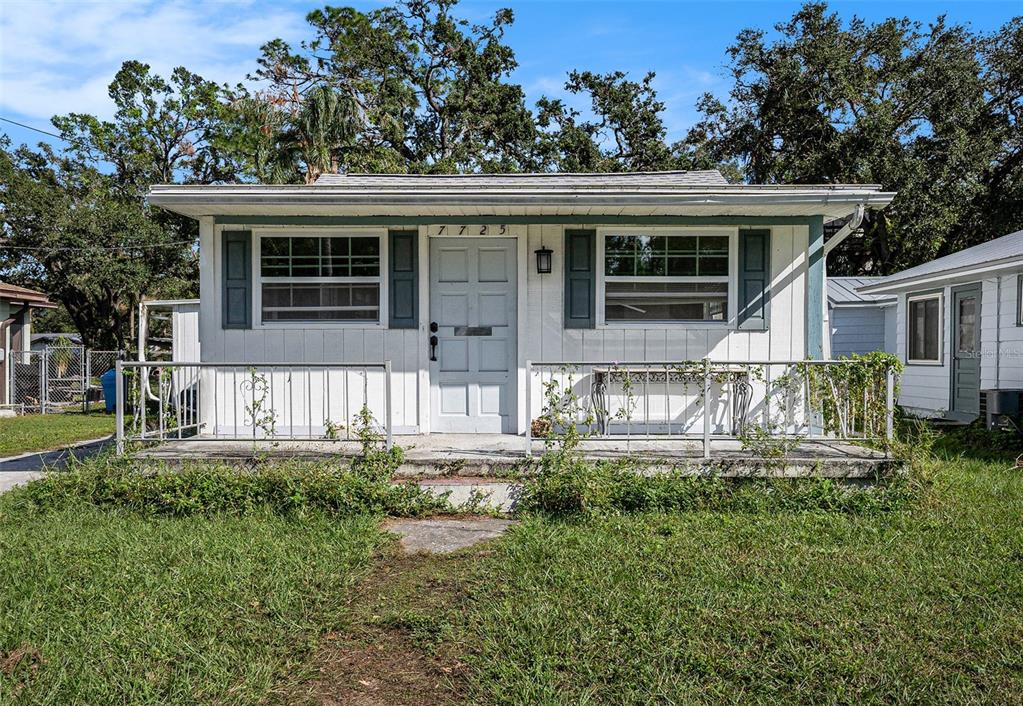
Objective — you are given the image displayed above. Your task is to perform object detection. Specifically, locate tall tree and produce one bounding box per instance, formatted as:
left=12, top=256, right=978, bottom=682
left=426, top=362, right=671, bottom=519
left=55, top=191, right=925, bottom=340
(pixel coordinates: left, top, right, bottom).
left=0, top=141, right=196, bottom=350
left=686, top=3, right=1023, bottom=274
left=536, top=70, right=722, bottom=173
left=244, top=0, right=537, bottom=174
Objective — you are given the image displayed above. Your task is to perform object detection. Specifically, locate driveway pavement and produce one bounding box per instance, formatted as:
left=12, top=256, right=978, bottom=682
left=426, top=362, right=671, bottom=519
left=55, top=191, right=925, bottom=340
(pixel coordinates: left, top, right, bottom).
left=0, top=437, right=113, bottom=492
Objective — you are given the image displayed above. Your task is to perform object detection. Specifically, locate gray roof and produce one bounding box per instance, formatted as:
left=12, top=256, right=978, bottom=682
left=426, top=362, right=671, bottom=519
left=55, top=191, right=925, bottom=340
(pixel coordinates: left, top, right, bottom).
left=860, top=229, right=1023, bottom=294
left=828, top=277, right=894, bottom=305
left=313, top=170, right=731, bottom=189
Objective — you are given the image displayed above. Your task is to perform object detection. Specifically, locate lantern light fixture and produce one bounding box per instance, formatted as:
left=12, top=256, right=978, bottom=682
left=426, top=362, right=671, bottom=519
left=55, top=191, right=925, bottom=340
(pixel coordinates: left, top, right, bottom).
left=535, top=245, right=553, bottom=274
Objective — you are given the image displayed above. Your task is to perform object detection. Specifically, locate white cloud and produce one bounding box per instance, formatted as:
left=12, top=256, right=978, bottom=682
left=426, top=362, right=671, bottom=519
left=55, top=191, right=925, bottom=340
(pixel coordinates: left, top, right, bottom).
left=0, top=0, right=310, bottom=122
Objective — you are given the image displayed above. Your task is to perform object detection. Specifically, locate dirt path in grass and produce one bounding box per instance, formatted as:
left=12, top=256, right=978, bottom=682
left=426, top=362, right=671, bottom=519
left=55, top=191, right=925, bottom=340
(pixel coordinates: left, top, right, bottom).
left=295, top=518, right=512, bottom=706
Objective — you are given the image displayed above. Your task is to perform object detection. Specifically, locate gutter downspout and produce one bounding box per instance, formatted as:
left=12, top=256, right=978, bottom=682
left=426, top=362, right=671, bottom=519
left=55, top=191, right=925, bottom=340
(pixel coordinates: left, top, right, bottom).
left=821, top=204, right=867, bottom=359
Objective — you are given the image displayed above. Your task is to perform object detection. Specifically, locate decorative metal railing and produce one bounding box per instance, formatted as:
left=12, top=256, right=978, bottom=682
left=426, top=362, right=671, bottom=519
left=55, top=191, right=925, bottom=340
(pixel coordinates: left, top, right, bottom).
left=115, top=361, right=392, bottom=453
left=525, top=359, right=896, bottom=457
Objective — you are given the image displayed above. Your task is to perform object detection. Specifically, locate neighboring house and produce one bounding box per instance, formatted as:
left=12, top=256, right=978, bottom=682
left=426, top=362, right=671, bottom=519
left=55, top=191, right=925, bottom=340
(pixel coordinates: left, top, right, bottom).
left=0, top=282, right=55, bottom=407
left=860, top=230, right=1023, bottom=423
left=826, top=277, right=895, bottom=358
left=30, top=332, right=83, bottom=352
left=147, top=171, right=894, bottom=437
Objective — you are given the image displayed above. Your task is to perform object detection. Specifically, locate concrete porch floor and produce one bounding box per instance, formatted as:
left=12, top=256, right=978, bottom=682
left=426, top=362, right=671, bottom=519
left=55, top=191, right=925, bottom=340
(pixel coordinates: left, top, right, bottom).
left=134, top=434, right=897, bottom=479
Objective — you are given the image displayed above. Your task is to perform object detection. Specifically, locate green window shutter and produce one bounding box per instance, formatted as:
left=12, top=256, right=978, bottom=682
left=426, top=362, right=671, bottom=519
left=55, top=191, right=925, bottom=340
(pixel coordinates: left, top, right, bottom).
left=564, top=229, right=596, bottom=329
left=222, top=230, right=252, bottom=329
left=389, top=229, right=418, bottom=328
left=738, top=228, right=771, bottom=331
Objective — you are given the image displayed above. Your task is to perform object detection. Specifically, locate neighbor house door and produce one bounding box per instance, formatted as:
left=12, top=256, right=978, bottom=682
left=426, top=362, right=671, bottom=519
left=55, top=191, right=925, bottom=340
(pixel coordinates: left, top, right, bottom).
left=429, top=237, right=517, bottom=433
left=951, top=284, right=981, bottom=417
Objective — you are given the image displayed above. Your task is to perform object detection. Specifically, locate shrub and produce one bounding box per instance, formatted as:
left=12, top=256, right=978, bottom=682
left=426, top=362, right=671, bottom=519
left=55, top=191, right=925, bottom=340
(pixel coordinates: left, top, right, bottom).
left=517, top=455, right=913, bottom=517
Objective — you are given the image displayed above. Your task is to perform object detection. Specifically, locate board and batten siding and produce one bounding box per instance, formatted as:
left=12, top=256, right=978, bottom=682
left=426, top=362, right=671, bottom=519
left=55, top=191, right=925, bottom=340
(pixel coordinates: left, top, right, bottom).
left=981, top=274, right=1023, bottom=391
left=524, top=224, right=810, bottom=433
left=198, top=219, right=813, bottom=434
left=829, top=305, right=889, bottom=357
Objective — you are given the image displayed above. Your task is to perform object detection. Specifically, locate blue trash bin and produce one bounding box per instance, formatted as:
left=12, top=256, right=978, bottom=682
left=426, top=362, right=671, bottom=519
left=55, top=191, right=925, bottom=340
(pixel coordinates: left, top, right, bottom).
left=100, top=368, right=118, bottom=413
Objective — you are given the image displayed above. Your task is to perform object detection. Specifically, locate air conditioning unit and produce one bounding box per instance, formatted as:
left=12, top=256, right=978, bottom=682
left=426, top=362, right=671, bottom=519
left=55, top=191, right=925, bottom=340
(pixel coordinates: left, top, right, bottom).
left=983, top=389, right=1023, bottom=434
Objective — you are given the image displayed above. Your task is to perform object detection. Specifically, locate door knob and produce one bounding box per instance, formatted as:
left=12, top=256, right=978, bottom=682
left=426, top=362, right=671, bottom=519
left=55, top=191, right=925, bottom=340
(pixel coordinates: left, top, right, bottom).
left=429, top=335, right=438, bottom=361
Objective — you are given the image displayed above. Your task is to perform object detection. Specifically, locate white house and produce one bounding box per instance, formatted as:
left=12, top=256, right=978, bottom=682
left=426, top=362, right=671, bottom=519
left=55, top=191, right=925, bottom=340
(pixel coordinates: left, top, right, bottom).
left=146, top=171, right=894, bottom=440
left=859, top=230, right=1023, bottom=423
left=826, top=277, right=895, bottom=358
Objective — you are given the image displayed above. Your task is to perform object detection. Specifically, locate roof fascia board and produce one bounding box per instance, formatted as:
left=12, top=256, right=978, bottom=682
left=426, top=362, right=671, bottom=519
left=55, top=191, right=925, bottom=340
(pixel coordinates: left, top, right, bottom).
left=213, top=214, right=824, bottom=227
left=860, top=258, right=1023, bottom=294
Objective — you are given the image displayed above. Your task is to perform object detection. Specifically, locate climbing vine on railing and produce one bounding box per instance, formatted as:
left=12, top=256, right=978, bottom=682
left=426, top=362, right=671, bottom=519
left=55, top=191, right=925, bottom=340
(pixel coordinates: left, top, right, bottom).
left=242, top=368, right=278, bottom=449
left=535, top=366, right=596, bottom=458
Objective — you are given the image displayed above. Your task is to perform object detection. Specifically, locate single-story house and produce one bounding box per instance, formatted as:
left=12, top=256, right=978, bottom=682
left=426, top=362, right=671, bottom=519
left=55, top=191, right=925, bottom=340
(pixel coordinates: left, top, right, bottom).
left=0, top=281, right=55, bottom=407
left=826, top=276, right=895, bottom=358
left=146, top=171, right=894, bottom=438
left=859, top=230, right=1023, bottom=424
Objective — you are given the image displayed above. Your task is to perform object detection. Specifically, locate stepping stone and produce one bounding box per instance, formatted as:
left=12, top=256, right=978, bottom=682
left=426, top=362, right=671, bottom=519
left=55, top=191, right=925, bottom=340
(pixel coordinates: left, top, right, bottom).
left=383, top=518, right=516, bottom=554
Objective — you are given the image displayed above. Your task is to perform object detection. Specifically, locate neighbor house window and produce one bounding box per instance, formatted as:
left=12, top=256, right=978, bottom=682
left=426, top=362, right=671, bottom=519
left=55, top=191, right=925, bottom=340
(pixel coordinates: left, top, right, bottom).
left=907, top=292, right=942, bottom=363
left=1017, top=274, right=1023, bottom=326
left=259, top=235, right=381, bottom=323
left=601, top=233, right=729, bottom=322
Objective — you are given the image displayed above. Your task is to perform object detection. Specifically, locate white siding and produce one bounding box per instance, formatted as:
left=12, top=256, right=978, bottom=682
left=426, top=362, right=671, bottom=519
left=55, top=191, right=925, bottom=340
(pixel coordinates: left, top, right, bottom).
left=896, top=274, right=1023, bottom=417
left=199, top=222, right=816, bottom=435
left=523, top=225, right=811, bottom=433
left=896, top=288, right=952, bottom=416
left=981, top=274, right=1023, bottom=390
left=829, top=305, right=888, bottom=357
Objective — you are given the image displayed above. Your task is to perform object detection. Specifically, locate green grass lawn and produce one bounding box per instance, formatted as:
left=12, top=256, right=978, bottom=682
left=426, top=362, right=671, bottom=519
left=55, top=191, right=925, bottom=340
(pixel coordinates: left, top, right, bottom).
left=0, top=412, right=115, bottom=457
left=0, top=507, right=382, bottom=705
left=1, top=453, right=1020, bottom=705
left=459, top=457, right=1023, bottom=704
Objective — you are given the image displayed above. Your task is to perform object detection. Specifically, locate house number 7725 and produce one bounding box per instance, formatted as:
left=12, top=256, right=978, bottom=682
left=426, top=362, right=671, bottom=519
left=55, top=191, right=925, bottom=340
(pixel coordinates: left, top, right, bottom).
left=435, top=225, right=508, bottom=235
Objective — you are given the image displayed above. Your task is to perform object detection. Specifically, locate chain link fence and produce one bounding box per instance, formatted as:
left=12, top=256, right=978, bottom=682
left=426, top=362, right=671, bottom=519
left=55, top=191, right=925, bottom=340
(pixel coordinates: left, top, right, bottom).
left=7, top=346, right=124, bottom=413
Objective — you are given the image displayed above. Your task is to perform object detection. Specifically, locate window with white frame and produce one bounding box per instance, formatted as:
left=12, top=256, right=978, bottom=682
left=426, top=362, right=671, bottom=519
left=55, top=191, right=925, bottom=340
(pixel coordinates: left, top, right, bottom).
left=259, top=235, right=381, bottom=322
left=907, top=292, right=942, bottom=363
left=602, top=233, right=729, bottom=322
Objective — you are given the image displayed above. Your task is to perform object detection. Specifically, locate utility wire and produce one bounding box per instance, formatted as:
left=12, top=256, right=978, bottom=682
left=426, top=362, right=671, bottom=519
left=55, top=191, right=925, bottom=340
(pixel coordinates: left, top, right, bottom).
left=1, top=240, right=197, bottom=253
left=0, top=116, right=70, bottom=141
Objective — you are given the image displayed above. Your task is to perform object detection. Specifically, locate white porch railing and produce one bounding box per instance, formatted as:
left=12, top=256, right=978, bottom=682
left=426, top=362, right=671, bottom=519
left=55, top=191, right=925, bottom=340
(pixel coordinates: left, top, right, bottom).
left=115, top=361, right=392, bottom=453
left=525, top=359, right=896, bottom=458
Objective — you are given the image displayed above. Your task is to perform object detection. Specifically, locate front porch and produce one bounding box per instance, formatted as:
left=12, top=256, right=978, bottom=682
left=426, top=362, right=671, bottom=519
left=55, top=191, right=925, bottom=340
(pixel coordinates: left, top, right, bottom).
left=134, top=433, right=896, bottom=480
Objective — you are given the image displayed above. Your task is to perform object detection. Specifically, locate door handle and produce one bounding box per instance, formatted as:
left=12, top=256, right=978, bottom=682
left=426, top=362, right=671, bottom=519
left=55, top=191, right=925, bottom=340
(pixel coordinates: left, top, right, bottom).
left=429, top=335, right=438, bottom=361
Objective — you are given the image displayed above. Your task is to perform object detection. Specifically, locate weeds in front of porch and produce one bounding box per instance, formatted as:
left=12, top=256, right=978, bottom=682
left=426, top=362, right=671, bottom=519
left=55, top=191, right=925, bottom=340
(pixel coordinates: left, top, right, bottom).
left=517, top=457, right=912, bottom=518
left=8, top=454, right=448, bottom=518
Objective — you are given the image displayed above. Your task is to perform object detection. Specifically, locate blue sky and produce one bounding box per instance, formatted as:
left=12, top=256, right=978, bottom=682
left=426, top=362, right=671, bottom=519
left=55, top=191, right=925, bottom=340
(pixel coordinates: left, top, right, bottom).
left=1, top=0, right=1019, bottom=151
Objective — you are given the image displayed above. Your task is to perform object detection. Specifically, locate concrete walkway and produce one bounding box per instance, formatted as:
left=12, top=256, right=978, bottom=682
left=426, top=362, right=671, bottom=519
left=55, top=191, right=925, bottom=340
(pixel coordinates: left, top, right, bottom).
left=0, top=437, right=113, bottom=492
left=383, top=518, right=517, bottom=554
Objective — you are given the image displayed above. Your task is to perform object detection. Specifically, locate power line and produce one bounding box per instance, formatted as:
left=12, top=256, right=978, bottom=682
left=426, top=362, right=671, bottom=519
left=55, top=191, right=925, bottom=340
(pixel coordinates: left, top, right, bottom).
left=1, top=240, right=197, bottom=253
left=0, top=116, right=69, bottom=141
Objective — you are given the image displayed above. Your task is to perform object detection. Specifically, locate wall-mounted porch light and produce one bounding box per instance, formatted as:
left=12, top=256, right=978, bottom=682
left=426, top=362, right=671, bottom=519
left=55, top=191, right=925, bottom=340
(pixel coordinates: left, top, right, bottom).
left=535, top=245, right=553, bottom=274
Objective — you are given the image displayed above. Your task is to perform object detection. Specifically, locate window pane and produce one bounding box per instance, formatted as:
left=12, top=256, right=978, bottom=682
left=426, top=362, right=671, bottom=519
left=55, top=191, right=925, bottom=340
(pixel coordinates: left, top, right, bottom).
left=698, top=256, right=729, bottom=276
left=909, top=298, right=940, bottom=361
left=262, top=283, right=380, bottom=322
left=605, top=256, right=634, bottom=276
left=667, top=256, right=697, bottom=276
left=957, top=296, right=976, bottom=354
left=605, top=281, right=727, bottom=322
left=604, top=234, right=727, bottom=279
left=261, top=236, right=381, bottom=278
left=667, top=236, right=697, bottom=253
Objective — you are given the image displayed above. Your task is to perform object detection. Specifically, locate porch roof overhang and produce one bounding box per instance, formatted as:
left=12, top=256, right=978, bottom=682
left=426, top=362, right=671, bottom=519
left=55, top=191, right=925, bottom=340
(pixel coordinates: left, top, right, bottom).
left=148, top=181, right=895, bottom=222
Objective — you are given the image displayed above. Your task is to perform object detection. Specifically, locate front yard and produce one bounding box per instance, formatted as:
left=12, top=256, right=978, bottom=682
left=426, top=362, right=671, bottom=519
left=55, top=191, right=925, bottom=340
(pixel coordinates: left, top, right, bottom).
left=0, top=412, right=114, bottom=457
left=1, top=447, right=1021, bottom=704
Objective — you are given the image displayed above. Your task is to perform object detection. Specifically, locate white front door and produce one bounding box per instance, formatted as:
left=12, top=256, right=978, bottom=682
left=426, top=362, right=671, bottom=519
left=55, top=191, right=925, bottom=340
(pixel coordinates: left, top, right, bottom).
left=429, top=237, right=517, bottom=433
